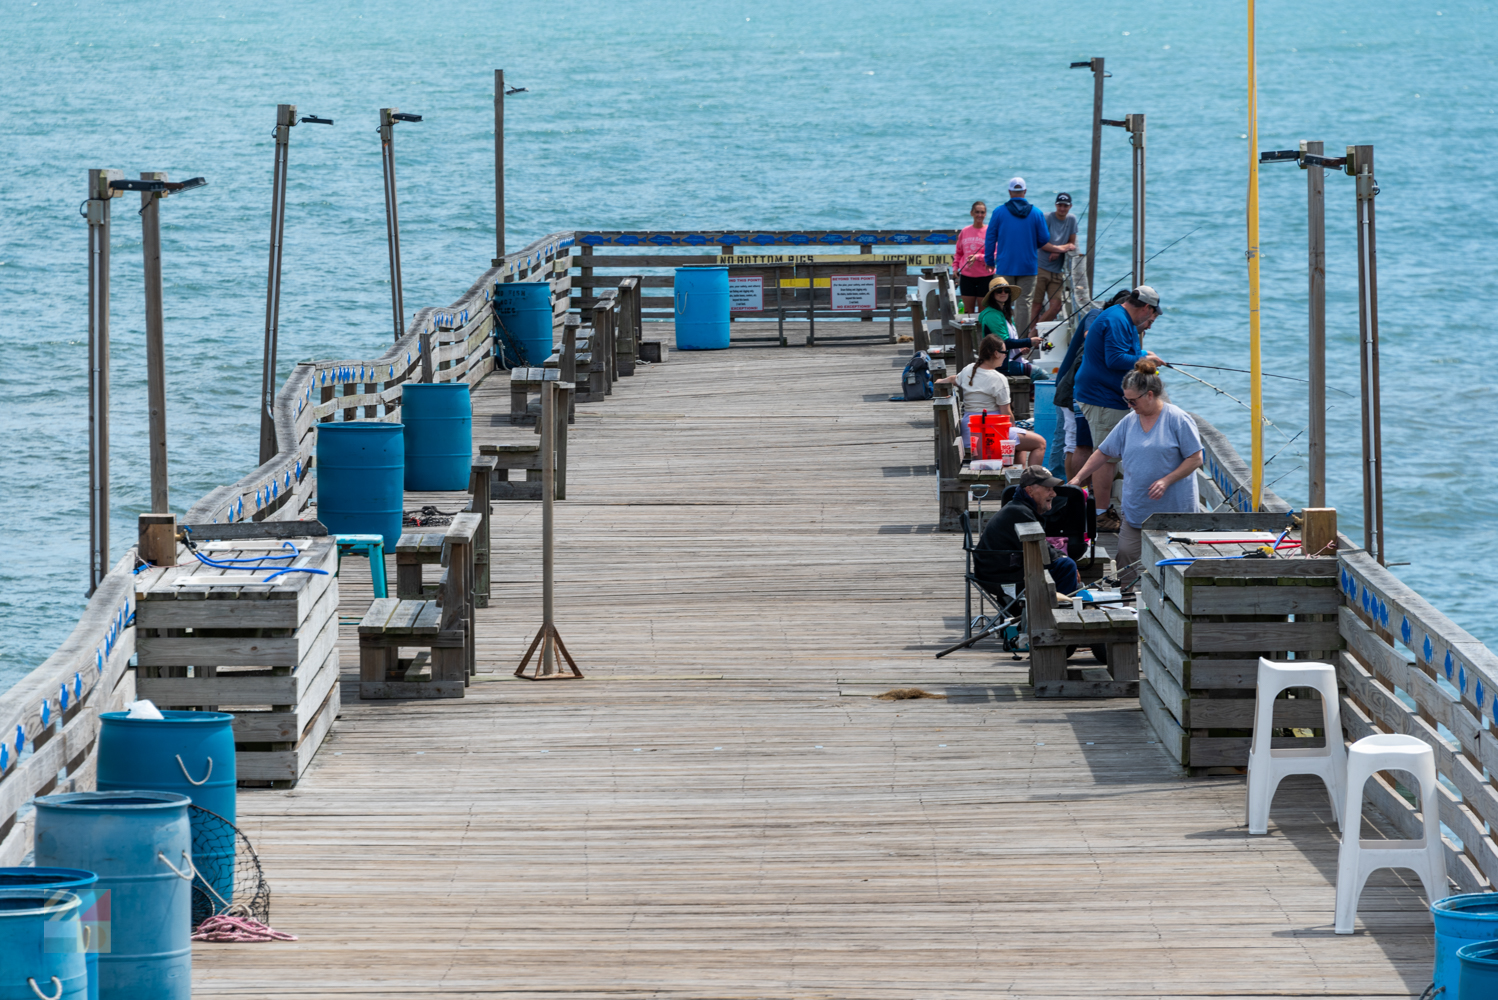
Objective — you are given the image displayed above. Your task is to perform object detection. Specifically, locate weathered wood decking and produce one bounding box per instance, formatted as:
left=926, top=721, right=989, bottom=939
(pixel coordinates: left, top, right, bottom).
left=196, top=334, right=1434, bottom=999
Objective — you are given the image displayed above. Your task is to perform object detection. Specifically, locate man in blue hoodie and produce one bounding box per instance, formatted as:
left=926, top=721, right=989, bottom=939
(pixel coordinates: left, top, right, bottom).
left=1073, top=285, right=1166, bottom=529
left=984, top=177, right=1076, bottom=338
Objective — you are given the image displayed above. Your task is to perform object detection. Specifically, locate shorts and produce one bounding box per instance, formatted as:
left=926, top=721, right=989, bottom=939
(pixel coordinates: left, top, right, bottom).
left=1032, top=268, right=1066, bottom=310
left=958, top=272, right=995, bottom=298
left=1060, top=405, right=1096, bottom=453
left=1079, top=402, right=1127, bottom=447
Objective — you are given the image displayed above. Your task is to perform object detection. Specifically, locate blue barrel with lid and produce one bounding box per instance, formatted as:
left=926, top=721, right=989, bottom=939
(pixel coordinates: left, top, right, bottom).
left=0, top=888, right=87, bottom=1000
left=0, top=871, right=99, bottom=1000
left=33, top=792, right=193, bottom=1000
left=674, top=266, right=730, bottom=350
left=400, top=383, right=472, bottom=491
left=317, top=421, right=405, bottom=548
left=493, top=282, right=555, bottom=367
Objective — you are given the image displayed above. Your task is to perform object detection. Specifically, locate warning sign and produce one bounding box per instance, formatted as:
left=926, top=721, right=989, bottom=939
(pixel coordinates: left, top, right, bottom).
left=728, top=275, right=763, bottom=312
left=829, top=274, right=878, bottom=311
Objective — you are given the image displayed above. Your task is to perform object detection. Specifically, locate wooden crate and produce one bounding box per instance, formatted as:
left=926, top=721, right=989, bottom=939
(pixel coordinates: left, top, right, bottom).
left=134, top=536, right=341, bottom=788
left=1137, top=529, right=1342, bottom=771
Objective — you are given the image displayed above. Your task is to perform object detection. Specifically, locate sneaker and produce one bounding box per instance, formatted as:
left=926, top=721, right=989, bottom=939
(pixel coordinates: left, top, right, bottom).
left=1096, top=507, right=1122, bottom=532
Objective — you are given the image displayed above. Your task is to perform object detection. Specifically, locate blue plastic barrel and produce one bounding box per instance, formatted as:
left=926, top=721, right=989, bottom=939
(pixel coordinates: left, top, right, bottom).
left=0, top=871, right=99, bottom=1000
left=0, top=888, right=87, bottom=1000
left=96, top=710, right=237, bottom=920
left=674, top=266, right=730, bottom=350
left=33, top=792, right=192, bottom=1000
left=1433, top=894, right=1498, bottom=998
left=493, top=282, right=555, bottom=367
left=1032, top=380, right=1056, bottom=458
left=317, top=421, right=405, bottom=548
left=400, top=383, right=473, bottom=491
left=1459, top=940, right=1498, bottom=1000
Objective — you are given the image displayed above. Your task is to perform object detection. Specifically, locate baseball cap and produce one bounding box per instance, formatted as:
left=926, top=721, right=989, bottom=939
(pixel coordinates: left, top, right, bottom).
left=1019, top=466, right=1063, bottom=489
left=1133, top=284, right=1161, bottom=309
left=1055, top=192, right=1073, bottom=204
left=1007, top=177, right=1027, bottom=193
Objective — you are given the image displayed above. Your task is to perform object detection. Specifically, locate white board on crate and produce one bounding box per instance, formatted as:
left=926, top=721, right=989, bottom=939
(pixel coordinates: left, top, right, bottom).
left=829, top=274, right=877, bottom=311
left=728, top=276, right=762, bottom=312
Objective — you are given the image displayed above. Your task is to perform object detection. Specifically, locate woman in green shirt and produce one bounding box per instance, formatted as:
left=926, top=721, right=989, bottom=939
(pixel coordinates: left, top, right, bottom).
left=977, top=277, right=1041, bottom=376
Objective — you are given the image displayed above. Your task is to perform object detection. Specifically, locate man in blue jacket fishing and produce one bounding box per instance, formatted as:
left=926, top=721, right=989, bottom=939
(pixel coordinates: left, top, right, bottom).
left=1073, top=285, right=1166, bottom=530
left=984, top=177, right=1076, bottom=338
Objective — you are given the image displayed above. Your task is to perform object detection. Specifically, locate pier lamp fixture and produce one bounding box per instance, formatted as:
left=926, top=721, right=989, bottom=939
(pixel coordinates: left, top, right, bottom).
left=1100, top=114, right=1146, bottom=289
left=259, top=105, right=335, bottom=465
left=1068, top=58, right=1110, bottom=289
left=1259, top=144, right=1383, bottom=563
left=379, top=108, right=423, bottom=343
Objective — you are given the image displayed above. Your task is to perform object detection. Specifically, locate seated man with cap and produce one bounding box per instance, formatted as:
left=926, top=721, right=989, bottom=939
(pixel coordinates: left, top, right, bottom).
left=1072, top=284, right=1165, bottom=532
left=972, top=466, right=1081, bottom=599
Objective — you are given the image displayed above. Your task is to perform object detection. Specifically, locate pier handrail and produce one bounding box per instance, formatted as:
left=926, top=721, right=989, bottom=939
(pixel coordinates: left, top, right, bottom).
left=0, top=552, right=139, bottom=865
left=1189, top=414, right=1291, bottom=514
left=1338, top=540, right=1498, bottom=892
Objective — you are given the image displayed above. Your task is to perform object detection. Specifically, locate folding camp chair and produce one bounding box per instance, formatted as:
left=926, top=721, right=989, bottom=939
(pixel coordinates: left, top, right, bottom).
left=934, top=510, right=1028, bottom=659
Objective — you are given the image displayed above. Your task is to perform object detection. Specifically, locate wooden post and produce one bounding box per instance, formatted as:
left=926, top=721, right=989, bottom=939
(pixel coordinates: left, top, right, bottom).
left=514, top=381, right=581, bottom=680
left=493, top=70, right=505, bottom=265
left=1302, top=507, right=1337, bottom=559
left=1304, top=140, right=1327, bottom=508
left=1350, top=144, right=1383, bottom=564
left=1127, top=113, right=1146, bottom=288
left=419, top=329, right=434, bottom=383
left=1085, top=57, right=1104, bottom=290
left=260, top=104, right=294, bottom=465
left=910, top=300, right=929, bottom=353
left=577, top=244, right=592, bottom=318
left=137, top=513, right=176, bottom=566
left=86, top=168, right=120, bottom=595
left=859, top=243, right=873, bottom=322
left=139, top=172, right=171, bottom=515
left=1017, top=521, right=1067, bottom=686
left=379, top=108, right=406, bottom=342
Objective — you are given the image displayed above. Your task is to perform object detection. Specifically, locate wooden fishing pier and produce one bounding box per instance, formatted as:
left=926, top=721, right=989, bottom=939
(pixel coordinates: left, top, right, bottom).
left=4, top=222, right=1493, bottom=998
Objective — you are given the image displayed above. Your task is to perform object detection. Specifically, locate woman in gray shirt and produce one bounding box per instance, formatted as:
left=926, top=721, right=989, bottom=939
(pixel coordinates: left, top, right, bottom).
left=1067, top=361, right=1203, bottom=587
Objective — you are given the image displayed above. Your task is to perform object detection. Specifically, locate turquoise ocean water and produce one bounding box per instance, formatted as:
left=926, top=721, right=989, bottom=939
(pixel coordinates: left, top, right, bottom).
left=3, top=1, right=1496, bottom=689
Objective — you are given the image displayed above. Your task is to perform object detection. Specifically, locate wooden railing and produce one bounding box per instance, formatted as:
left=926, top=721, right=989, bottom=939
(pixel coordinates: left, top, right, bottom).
left=0, top=553, right=139, bottom=864
left=1338, top=541, right=1498, bottom=893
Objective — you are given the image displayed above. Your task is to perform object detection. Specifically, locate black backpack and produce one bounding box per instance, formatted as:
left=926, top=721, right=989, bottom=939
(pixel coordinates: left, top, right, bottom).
left=901, top=351, right=934, bottom=400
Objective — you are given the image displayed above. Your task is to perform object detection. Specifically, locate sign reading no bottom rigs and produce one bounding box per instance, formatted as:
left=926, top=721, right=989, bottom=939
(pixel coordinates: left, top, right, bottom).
left=829, top=274, right=878, bottom=310
left=728, top=276, right=763, bottom=312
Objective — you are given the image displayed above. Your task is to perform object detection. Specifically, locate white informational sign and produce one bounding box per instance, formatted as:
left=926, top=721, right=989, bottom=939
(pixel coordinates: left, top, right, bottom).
left=728, top=275, right=763, bottom=313
left=829, top=274, right=878, bottom=311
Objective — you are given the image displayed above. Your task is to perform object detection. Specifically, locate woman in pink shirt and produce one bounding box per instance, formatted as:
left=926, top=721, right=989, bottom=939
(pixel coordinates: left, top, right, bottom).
left=953, top=201, right=994, bottom=313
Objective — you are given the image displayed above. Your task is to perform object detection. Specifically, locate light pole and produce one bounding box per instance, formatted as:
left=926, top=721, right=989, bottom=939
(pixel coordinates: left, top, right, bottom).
left=85, top=169, right=122, bottom=595
left=259, top=105, right=334, bottom=465
left=1102, top=113, right=1146, bottom=288
left=1069, top=57, right=1108, bottom=290
left=380, top=108, right=423, bottom=342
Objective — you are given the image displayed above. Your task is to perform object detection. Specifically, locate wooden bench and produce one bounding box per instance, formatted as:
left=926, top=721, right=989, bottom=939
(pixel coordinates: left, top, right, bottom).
left=1018, top=520, right=1138, bottom=698
left=360, top=511, right=481, bottom=699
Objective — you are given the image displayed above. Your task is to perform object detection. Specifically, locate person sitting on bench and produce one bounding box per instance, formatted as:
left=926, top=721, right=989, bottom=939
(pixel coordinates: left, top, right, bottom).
left=972, top=466, right=1081, bottom=597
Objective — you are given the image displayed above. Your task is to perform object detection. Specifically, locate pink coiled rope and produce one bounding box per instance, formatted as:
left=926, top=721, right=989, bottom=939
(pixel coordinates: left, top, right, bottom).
left=192, top=915, right=298, bottom=943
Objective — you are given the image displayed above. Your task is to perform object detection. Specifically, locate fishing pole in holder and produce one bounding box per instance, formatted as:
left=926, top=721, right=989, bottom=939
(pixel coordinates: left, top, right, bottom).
left=1259, top=141, right=1384, bottom=563
left=380, top=108, right=424, bottom=345
left=259, top=105, right=335, bottom=466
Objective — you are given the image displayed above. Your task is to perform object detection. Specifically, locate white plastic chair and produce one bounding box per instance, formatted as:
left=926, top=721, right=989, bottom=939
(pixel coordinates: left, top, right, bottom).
left=1245, top=658, right=1346, bottom=835
left=1334, top=733, right=1449, bottom=935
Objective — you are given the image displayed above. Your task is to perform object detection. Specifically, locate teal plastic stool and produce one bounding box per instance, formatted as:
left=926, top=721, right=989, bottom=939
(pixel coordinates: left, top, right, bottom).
left=334, top=534, right=387, bottom=598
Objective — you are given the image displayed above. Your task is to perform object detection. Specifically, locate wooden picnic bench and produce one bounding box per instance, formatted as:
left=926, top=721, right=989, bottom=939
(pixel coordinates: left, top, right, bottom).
left=359, top=511, right=482, bottom=700
left=1017, top=520, right=1138, bottom=698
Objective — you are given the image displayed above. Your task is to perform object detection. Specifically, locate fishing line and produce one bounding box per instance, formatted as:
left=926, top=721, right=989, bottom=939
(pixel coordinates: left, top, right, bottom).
left=1163, top=363, right=1299, bottom=446
left=1168, top=362, right=1356, bottom=397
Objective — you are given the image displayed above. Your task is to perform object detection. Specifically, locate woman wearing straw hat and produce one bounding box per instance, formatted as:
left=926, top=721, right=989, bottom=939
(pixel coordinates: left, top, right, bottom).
left=973, top=276, right=1041, bottom=376
left=936, top=280, right=1047, bottom=465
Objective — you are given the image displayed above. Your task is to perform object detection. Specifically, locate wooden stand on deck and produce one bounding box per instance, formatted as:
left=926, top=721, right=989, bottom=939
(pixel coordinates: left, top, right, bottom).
left=1018, top=521, right=1139, bottom=698
left=516, top=381, right=582, bottom=681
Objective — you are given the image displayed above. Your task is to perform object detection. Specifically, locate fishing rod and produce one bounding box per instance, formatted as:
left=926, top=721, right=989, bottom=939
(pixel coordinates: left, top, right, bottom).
left=1167, top=362, right=1356, bottom=397
left=1163, top=363, right=1298, bottom=445
left=1038, top=225, right=1204, bottom=332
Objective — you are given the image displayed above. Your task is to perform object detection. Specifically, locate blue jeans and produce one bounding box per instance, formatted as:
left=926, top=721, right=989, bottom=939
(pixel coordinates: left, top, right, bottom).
left=1049, top=555, right=1080, bottom=596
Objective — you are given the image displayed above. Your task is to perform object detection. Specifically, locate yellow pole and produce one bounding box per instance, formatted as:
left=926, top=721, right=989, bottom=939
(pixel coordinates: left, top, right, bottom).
left=1247, top=0, right=1264, bottom=509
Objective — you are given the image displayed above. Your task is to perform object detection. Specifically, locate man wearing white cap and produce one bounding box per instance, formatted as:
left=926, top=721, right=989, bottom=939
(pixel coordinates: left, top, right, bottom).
left=1072, top=285, right=1166, bottom=530
left=983, top=177, right=1076, bottom=338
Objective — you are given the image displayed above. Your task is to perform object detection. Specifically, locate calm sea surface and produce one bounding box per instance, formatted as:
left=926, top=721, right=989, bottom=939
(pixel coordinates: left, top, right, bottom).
left=3, top=1, right=1496, bottom=690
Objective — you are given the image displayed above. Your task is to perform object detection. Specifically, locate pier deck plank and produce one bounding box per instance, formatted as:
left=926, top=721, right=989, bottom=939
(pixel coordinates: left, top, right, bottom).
left=195, top=332, right=1433, bottom=999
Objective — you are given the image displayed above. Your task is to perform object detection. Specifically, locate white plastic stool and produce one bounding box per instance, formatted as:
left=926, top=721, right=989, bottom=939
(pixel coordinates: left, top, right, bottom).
left=1334, top=733, right=1449, bottom=935
left=1245, top=658, right=1346, bottom=835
